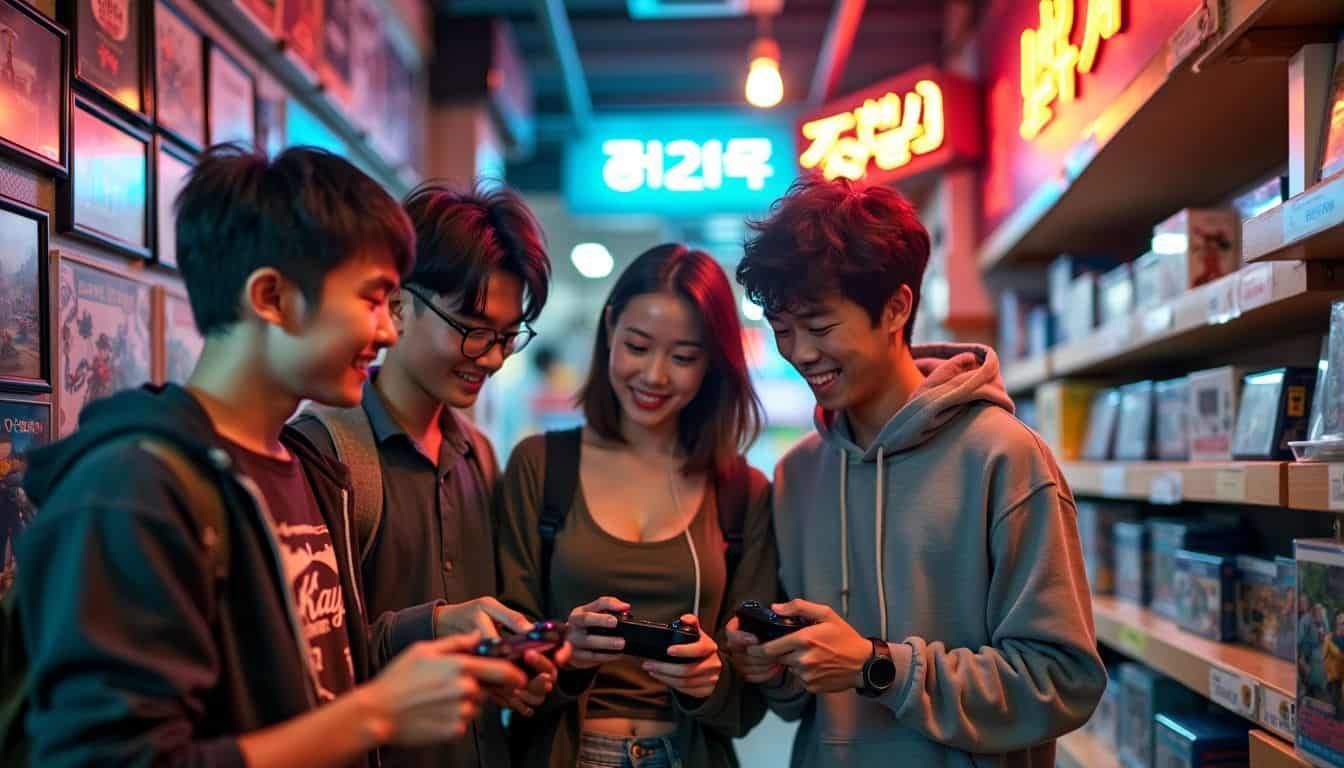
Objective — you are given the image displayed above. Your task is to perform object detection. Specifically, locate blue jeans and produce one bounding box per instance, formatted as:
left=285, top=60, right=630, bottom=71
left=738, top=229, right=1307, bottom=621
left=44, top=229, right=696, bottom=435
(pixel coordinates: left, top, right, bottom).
left=576, top=732, right=682, bottom=768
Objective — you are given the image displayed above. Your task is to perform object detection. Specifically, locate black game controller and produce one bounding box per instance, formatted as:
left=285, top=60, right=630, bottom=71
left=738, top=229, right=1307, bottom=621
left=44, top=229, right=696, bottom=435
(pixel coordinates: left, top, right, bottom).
left=473, top=620, right=568, bottom=669
left=734, top=600, right=813, bottom=642
left=588, top=611, right=700, bottom=664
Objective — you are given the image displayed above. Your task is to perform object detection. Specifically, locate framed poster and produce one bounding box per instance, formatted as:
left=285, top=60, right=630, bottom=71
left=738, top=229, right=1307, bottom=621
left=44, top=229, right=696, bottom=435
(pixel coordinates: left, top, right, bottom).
left=66, top=0, right=149, bottom=118
left=320, top=0, right=350, bottom=108
left=60, top=96, right=152, bottom=259
left=0, top=196, right=50, bottom=393
left=207, top=43, right=255, bottom=147
left=153, top=0, right=203, bottom=149
left=379, top=43, right=412, bottom=167
left=153, top=135, right=191, bottom=269
left=50, top=250, right=152, bottom=437
left=348, top=0, right=383, bottom=139
left=0, top=0, right=69, bottom=175
left=156, top=287, right=198, bottom=384
left=0, top=398, right=48, bottom=598
left=280, top=0, right=322, bottom=80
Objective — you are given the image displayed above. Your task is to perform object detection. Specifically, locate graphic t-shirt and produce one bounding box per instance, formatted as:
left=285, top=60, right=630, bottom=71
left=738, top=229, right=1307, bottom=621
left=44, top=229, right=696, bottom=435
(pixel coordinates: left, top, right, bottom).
left=223, top=439, right=356, bottom=702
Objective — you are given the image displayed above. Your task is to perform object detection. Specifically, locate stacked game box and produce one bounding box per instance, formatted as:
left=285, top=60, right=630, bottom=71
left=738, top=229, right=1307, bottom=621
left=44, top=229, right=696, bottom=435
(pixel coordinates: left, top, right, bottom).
left=1237, top=554, right=1297, bottom=661
left=1119, top=663, right=1207, bottom=768
left=1296, top=539, right=1344, bottom=768
left=1173, top=550, right=1237, bottom=642
left=1148, top=518, right=1245, bottom=621
left=1079, top=501, right=1142, bottom=595
left=1153, top=712, right=1250, bottom=767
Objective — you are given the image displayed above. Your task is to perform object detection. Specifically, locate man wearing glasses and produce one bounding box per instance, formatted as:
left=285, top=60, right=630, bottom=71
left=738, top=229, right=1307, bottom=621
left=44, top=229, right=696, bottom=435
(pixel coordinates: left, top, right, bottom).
left=293, top=182, right=552, bottom=768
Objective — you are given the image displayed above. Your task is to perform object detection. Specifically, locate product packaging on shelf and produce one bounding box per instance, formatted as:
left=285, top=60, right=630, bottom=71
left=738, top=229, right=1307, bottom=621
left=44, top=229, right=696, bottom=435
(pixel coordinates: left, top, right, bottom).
left=1116, top=521, right=1152, bottom=606
left=1064, top=273, right=1101, bottom=345
left=1079, top=500, right=1143, bottom=595
left=1049, top=254, right=1117, bottom=343
left=1173, top=549, right=1238, bottom=642
left=1236, top=554, right=1297, bottom=661
left=1100, top=263, right=1136, bottom=328
left=1295, top=538, right=1344, bottom=768
left=1154, top=377, right=1190, bottom=460
left=1149, top=518, right=1245, bottom=621
left=1115, top=381, right=1157, bottom=460
left=1027, top=306, right=1053, bottom=358
left=1118, top=663, right=1207, bottom=768
left=1187, top=366, right=1252, bottom=462
left=1153, top=711, right=1250, bottom=767
left=1036, top=381, right=1100, bottom=461
left=1086, top=665, right=1122, bottom=750
left=997, top=290, right=1031, bottom=363
left=1083, top=388, right=1122, bottom=461
left=1232, top=367, right=1317, bottom=460
left=1153, top=208, right=1241, bottom=290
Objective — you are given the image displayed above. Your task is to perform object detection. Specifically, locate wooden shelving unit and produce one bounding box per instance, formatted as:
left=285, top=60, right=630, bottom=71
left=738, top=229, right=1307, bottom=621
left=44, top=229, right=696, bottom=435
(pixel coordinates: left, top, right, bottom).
left=1286, top=462, right=1332, bottom=512
left=1002, top=355, right=1050, bottom=396
left=1062, top=461, right=1287, bottom=507
left=1200, top=0, right=1344, bottom=67
left=1093, top=595, right=1297, bottom=740
left=1251, top=730, right=1311, bottom=768
left=1057, top=728, right=1120, bottom=768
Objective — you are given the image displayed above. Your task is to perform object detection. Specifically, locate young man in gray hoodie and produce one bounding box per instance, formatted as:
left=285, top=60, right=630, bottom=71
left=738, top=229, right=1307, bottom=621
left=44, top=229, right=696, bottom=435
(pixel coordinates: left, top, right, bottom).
left=725, top=176, right=1106, bottom=767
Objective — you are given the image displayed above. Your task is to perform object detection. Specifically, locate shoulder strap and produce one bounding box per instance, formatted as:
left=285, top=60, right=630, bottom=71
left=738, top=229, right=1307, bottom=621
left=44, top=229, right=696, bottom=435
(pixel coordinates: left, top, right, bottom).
left=540, top=428, right=583, bottom=614
left=137, top=439, right=231, bottom=582
left=716, top=456, right=750, bottom=590
left=300, top=402, right=383, bottom=563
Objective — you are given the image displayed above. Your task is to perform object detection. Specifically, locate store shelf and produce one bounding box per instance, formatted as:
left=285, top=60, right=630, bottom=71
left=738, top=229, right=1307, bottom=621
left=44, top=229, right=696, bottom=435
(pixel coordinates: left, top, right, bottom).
left=1093, top=595, right=1296, bottom=738
left=1062, top=461, right=1286, bottom=507
left=1003, top=355, right=1050, bottom=396
left=977, top=29, right=1287, bottom=271
left=1049, top=261, right=1344, bottom=380
left=1199, top=0, right=1344, bottom=68
left=1251, top=730, right=1310, bottom=768
left=1244, top=172, right=1344, bottom=265
left=1057, top=728, right=1119, bottom=768
left=1286, top=462, right=1332, bottom=512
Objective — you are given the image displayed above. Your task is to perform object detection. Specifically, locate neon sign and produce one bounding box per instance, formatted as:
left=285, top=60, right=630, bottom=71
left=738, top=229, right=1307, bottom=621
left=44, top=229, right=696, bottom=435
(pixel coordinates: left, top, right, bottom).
left=799, top=80, right=945, bottom=181
left=795, top=65, right=980, bottom=188
left=564, top=111, right=796, bottom=216
left=1020, top=0, right=1123, bottom=140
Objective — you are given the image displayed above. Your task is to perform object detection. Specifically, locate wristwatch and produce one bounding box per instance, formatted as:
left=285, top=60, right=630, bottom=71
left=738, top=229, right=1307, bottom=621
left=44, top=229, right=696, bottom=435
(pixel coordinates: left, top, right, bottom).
left=857, top=637, right=897, bottom=698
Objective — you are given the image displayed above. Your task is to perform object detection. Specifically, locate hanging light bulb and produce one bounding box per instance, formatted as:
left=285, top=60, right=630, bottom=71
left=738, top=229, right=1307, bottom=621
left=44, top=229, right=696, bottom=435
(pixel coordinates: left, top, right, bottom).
left=745, top=29, right=782, bottom=109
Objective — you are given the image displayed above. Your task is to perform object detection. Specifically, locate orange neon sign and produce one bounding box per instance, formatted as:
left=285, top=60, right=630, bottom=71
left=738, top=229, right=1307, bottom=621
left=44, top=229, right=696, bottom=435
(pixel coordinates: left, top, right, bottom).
left=1020, top=0, right=1122, bottom=140
left=799, top=80, right=945, bottom=181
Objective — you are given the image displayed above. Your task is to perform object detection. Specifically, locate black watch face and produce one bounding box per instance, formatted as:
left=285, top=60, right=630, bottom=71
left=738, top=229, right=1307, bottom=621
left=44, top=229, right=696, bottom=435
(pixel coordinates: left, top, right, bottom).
left=867, top=656, right=898, bottom=690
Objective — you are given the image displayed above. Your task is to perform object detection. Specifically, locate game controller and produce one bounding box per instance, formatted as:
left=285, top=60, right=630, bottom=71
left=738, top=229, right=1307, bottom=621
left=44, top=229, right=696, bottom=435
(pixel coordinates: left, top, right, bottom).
left=473, top=620, right=568, bottom=669
left=734, top=600, right=813, bottom=642
left=588, top=611, right=701, bottom=663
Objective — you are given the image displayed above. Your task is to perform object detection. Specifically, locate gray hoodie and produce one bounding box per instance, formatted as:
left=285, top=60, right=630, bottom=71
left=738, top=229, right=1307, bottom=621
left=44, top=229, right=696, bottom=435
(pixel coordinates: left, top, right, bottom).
left=765, top=343, right=1105, bottom=767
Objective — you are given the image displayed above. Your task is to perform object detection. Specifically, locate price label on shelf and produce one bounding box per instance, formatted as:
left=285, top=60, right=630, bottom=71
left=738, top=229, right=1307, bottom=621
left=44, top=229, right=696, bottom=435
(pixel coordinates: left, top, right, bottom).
left=1209, top=666, right=1260, bottom=720
left=1329, top=464, right=1344, bottom=511
left=1260, top=687, right=1296, bottom=740
left=1214, top=468, right=1246, bottom=502
left=1284, top=178, right=1344, bottom=243
left=1116, top=626, right=1147, bottom=657
left=1237, top=263, right=1275, bottom=313
left=1149, top=471, right=1183, bottom=505
left=1102, top=466, right=1128, bottom=497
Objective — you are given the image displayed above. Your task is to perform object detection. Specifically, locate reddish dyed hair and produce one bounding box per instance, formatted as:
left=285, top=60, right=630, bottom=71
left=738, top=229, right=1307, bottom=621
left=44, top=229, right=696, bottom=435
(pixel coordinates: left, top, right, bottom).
left=577, top=243, right=763, bottom=476
left=737, top=173, right=931, bottom=342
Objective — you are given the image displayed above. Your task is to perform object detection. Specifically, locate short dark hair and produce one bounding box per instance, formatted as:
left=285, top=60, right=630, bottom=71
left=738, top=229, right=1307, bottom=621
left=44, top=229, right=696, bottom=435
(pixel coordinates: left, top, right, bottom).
left=737, top=174, right=930, bottom=342
left=175, top=144, right=414, bottom=336
left=401, top=181, right=550, bottom=323
left=578, top=244, right=763, bottom=477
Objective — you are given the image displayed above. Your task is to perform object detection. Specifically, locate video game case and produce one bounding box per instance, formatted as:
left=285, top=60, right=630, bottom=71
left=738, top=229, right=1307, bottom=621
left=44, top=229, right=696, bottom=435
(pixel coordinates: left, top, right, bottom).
left=1233, top=367, right=1317, bottom=459
left=1149, top=518, right=1245, bottom=621
left=1064, top=273, right=1101, bottom=344
left=1296, top=538, right=1344, bottom=768
left=1155, top=377, right=1190, bottom=460
left=1153, top=712, right=1250, bottom=768
left=1099, top=263, right=1135, bottom=328
left=1115, top=521, right=1151, bottom=607
left=1086, top=666, right=1122, bottom=749
left=1083, top=389, right=1122, bottom=461
left=1237, top=554, right=1297, bottom=661
left=1155, top=208, right=1241, bottom=290
left=1118, top=663, right=1208, bottom=768
left=1188, top=366, right=1252, bottom=462
left=997, top=290, right=1030, bottom=363
left=1049, top=254, right=1117, bottom=339
left=1173, top=549, right=1238, bottom=642
left=1027, top=306, right=1052, bottom=358
left=1079, top=501, right=1142, bottom=595
left=1322, top=302, right=1344, bottom=440
left=1035, top=381, right=1100, bottom=461
left=1115, top=381, right=1157, bottom=461
left=1321, top=34, right=1344, bottom=182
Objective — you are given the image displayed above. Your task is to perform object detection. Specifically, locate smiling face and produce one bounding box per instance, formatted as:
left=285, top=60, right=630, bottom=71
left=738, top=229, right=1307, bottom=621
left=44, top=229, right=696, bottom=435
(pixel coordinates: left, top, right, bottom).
left=391, top=269, right=525, bottom=409
left=765, top=289, right=908, bottom=414
left=606, top=291, right=709, bottom=438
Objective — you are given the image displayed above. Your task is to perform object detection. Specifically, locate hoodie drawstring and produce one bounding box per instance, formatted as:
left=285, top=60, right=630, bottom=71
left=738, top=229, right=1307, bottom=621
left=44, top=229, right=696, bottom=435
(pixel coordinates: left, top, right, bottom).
left=839, top=447, right=888, bottom=634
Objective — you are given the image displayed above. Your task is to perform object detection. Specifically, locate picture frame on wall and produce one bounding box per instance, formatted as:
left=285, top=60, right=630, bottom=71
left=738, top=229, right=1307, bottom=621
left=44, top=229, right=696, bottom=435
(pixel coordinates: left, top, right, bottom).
left=153, top=135, right=192, bottom=270
left=65, top=0, right=150, bottom=119
left=50, top=250, right=153, bottom=438
left=0, top=397, right=50, bottom=599
left=153, top=0, right=204, bottom=150
left=0, top=0, right=70, bottom=176
left=154, top=286, right=199, bottom=385
left=280, top=0, right=323, bottom=82
left=0, top=196, right=51, bottom=394
left=60, top=96, right=152, bottom=260
left=207, top=43, right=256, bottom=147
left=349, top=0, right=384, bottom=139
left=320, top=0, right=351, bottom=108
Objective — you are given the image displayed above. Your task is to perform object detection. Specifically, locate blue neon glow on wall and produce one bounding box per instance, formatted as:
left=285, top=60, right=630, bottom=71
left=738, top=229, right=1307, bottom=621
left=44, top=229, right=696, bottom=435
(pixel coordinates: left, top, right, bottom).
left=564, top=111, right=798, bottom=217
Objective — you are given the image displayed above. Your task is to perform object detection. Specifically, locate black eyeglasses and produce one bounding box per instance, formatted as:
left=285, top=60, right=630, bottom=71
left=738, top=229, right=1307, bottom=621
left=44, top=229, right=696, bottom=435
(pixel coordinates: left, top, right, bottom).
left=403, top=286, right=536, bottom=359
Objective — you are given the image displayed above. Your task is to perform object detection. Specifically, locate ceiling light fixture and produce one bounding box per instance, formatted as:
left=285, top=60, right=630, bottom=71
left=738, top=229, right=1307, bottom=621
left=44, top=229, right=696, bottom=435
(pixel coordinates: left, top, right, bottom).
left=745, top=16, right=782, bottom=109
left=570, top=242, right=614, bottom=279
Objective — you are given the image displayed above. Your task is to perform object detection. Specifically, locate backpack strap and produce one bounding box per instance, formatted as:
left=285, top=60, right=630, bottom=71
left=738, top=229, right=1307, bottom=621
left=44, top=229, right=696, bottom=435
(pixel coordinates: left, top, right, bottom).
left=540, top=428, right=582, bottom=614
left=299, top=402, right=384, bottom=563
left=137, top=439, right=231, bottom=582
left=715, top=456, right=750, bottom=590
